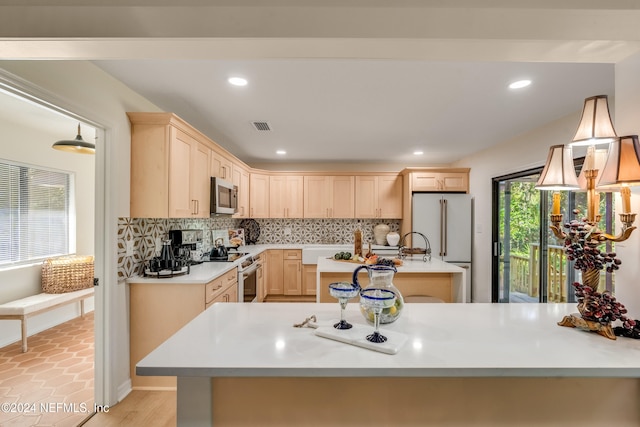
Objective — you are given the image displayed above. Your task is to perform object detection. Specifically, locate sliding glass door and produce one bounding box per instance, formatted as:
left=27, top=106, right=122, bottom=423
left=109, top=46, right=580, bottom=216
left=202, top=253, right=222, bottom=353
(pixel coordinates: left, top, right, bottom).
left=492, top=167, right=616, bottom=303
left=493, top=170, right=545, bottom=302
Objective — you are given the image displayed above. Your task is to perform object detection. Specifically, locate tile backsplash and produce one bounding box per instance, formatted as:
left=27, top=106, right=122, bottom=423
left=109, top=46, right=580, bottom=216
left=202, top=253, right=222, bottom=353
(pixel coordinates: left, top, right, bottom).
left=117, top=217, right=400, bottom=280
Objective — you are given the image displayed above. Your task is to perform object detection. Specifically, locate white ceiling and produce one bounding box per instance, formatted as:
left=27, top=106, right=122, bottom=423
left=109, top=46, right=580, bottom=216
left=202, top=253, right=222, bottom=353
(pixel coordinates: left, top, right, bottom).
left=93, top=59, right=614, bottom=166
left=0, top=88, right=97, bottom=144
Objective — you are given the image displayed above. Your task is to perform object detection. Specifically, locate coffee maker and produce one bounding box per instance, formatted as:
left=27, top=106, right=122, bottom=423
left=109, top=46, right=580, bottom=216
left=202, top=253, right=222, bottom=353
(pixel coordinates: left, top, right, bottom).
left=168, top=229, right=204, bottom=261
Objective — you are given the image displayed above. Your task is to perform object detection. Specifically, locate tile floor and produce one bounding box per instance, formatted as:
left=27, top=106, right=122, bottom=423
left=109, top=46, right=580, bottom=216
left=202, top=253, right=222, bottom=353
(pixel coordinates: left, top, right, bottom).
left=0, top=312, right=94, bottom=427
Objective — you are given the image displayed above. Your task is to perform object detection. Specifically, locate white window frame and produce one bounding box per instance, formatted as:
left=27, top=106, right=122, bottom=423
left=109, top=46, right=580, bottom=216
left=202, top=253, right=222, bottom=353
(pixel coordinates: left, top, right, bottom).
left=0, top=158, right=76, bottom=269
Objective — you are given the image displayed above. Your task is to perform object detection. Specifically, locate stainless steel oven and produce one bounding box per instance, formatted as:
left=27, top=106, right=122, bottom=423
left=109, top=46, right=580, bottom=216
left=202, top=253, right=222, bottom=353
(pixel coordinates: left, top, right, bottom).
left=238, top=257, right=261, bottom=302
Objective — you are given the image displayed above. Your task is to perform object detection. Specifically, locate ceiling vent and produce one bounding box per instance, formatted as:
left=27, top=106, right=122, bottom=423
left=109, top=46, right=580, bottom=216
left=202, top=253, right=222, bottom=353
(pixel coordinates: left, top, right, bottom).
left=252, top=121, right=271, bottom=131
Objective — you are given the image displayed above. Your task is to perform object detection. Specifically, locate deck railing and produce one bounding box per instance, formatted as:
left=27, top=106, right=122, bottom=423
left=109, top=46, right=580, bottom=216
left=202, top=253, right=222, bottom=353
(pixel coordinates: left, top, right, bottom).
left=510, top=244, right=566, bottom=302
left=508, top=244, right=611, bottom=302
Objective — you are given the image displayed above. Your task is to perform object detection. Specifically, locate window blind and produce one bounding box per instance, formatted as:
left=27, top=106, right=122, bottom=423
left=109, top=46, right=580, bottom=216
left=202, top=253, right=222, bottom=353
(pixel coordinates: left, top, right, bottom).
left=0, top=160, right=71, bottom=267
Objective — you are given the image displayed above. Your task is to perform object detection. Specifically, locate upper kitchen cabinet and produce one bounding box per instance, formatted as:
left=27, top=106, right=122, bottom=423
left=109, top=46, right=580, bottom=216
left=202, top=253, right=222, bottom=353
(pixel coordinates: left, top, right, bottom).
left=303, top=176, right=355, bottom=218
left=355, top=175, right=403, bottom=219
left=129, top=112, right=211, bottom=218
left=269, top=175, right=304, bottom=218
left=232, top=163, right=250, bottom=219
left=249, top=172, right=270, bottom=218
left=211, top=150, right=233, bottom=181
left=410, top=170, right=469, bottom=193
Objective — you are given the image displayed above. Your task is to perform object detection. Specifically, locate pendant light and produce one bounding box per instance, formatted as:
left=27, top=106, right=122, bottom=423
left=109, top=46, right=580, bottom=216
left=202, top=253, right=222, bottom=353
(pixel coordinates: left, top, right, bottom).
left=52, top=123, right=95, bottom=155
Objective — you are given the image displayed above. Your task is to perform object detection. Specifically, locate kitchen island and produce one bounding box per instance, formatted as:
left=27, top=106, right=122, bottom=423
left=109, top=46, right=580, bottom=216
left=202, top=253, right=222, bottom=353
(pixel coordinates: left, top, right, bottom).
left=317, top=256, right=467, bottom=303
left=137, top=302, right=640, bottom=426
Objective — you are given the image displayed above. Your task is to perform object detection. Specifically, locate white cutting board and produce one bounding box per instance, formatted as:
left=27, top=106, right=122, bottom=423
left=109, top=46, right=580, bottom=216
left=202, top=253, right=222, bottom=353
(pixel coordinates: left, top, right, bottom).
left=314, top=324, right=407, bottom=354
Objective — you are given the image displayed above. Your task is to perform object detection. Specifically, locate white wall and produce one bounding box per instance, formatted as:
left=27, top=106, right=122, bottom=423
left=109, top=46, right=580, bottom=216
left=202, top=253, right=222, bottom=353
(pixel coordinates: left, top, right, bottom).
left=0, top=60, right=161, bottom=403
left=612, top=54, right=640, bottom=318
left=452, top=112, right=581, bottom=302
left=0, top=118, right=96, bottom=347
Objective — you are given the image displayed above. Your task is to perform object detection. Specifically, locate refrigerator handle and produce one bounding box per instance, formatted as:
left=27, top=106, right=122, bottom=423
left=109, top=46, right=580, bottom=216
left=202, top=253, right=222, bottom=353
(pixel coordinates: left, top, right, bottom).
left=442, top=199, right=447, bottom=257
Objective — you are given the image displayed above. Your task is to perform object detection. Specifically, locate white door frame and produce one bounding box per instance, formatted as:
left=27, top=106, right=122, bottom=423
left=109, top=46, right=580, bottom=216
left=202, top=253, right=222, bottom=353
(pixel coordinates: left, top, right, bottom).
left=0, top=68, right=114, bottom=406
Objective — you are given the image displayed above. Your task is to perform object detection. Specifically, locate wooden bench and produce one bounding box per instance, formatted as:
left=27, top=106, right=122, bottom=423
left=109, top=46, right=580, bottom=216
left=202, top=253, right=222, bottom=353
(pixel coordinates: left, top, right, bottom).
left=0, top=287, right=95, bottom=352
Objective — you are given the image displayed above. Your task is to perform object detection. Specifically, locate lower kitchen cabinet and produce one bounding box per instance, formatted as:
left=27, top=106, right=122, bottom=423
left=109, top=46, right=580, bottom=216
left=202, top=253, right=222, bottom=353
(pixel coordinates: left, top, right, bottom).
left=266, top=250, right=284, bottom=295
left=266, top=249, right=303, bottom=296
left=128, top=268, right=237, bottom=389
left=283, top=250, right=302, bottom=295
left=205, top=270, right=239, bottom=308
left=302, top=264, right=317, bottom=296
left=255, top=252, right=266, bottom=302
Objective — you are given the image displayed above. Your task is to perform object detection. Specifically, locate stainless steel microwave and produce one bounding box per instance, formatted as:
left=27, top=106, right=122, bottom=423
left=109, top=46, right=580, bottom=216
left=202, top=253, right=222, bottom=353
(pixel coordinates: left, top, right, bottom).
left=210, top=177, right=238, bottom=215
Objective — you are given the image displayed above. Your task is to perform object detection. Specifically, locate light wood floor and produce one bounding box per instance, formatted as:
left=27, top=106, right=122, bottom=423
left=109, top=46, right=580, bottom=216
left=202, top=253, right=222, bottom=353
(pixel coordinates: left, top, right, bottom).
left=81, top=390, right=176, bottom=427
left=81, top=298, right=303, bottom=427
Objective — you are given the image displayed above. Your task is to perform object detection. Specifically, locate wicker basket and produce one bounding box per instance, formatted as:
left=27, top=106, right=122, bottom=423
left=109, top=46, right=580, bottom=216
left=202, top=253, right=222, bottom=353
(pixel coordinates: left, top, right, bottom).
left=41, top=255, right=95, bottom=294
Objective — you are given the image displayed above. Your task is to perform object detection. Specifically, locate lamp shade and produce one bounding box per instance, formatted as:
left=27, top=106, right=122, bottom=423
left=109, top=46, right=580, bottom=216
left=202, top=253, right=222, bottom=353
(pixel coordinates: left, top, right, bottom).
left=597, top=135, right=640, bottom=187
left=52, top=123, right=95, bottom=155
left=570, top=95, right=617, bottom=146
left=535, top=144, right=580, bottom=190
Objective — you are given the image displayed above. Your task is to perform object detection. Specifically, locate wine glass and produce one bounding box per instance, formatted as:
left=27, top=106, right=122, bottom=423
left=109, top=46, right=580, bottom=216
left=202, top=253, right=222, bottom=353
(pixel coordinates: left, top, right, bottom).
left=328, top=282, right=360, bottom=329
left=359, top=288, right=396, bottom=343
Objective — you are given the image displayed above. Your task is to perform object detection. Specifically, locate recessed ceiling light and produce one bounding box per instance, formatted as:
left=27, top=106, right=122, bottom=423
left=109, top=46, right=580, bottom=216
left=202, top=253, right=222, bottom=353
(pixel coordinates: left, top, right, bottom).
left=413, top=151, right=424, bottom=155
left=228, top=77, right=248, bottom=86
left=509, top=80, right=532, bottom=89
left=276, top=150, right=286, bottom=155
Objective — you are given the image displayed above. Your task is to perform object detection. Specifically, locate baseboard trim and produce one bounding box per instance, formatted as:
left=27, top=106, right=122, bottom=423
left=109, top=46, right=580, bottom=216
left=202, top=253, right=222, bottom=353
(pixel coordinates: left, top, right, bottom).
left=117, top=379, right=132, bottom=403
left=131, top=385, right=178, bottom=391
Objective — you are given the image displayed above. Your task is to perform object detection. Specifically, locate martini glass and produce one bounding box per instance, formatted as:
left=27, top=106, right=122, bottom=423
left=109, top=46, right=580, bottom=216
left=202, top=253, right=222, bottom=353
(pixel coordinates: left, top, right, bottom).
left=328, top=282, right=360, bottom=329
left=359, top=288, right=396, bottom=343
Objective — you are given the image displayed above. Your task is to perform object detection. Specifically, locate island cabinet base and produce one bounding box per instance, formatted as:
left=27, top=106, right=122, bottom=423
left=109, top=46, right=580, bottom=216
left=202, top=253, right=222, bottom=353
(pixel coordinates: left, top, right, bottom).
left=179, top=377, right=640, bottom=426
left=319, top=272, right=454, bottom=303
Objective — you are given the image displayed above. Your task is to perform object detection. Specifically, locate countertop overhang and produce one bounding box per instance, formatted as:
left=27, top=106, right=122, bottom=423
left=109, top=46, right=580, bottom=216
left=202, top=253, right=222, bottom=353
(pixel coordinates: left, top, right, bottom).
left=316, top=256, right=466, bottom=273
left=137, top=302, right=640, bottom=379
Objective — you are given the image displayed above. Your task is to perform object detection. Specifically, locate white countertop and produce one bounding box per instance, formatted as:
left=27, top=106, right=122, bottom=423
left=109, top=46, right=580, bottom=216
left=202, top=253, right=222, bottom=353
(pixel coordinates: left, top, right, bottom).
left=126, top=243, right=404, bottom=284
left=137, top=302, right=640, bottom=378
left=126, top=258, right=240, bottom=284
left=317, top=256, right=466, bottom=274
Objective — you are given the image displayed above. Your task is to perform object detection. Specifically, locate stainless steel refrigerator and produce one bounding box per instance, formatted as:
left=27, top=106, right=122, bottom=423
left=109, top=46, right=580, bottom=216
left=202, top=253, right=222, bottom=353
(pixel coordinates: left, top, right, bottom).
left=412, top=193, right=473, bottom=302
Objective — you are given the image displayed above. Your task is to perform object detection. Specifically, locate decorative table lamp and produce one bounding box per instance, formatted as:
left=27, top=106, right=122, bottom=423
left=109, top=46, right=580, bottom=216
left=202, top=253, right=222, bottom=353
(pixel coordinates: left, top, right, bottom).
left=536, top=96, right=640, bottom=339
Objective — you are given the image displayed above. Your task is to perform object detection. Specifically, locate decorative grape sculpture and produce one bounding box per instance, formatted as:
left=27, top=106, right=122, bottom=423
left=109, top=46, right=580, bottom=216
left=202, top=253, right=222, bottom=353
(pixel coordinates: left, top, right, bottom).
left=563, top=219, right=621, bottom=273
left=562, top=213, right=639, bottom=338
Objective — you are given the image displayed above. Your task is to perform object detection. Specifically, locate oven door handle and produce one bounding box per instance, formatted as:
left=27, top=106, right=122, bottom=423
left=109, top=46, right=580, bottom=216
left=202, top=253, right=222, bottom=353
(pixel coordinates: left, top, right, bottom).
left=241, top=262, right=261, bottom=278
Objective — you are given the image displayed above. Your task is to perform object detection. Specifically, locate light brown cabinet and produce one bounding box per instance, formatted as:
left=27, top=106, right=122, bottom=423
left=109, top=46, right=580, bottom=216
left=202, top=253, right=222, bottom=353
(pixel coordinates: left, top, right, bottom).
left=205, top=268, right=239, bottom=308
left=129, top=113, right=211, bottom=218
left=283, top=250, right=302, bottom=295
left=412, top=172, right=468, bottom=192
left=355, top=175, right=402, bottom=219
left=189, top=140, right=211, bottom=218
left=232, top=163, right=250, bottom=218
left=266, top=250, right=284, bottom=295
left=269, top=175, right=304, bottom=218
left=250, top=173, right=270, bottom=218
left=211, top=150, right=233, bottom=181
left=129, top=268, right=237, bottom=389
left=265, top=249, right=303, bottom=296
left=303, top=176, right=355, bottom=218
left=302, top=264, right=317, bottom=296
left=255, top=252, right=266, bottom=302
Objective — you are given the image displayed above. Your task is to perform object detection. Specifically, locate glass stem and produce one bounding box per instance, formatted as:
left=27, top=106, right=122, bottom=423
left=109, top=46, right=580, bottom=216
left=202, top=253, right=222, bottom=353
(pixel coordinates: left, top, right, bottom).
left=340, top=300, right=348, bottom=322
left=373, top=308, right=381, bottom=333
